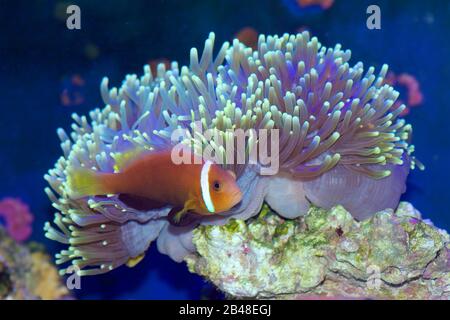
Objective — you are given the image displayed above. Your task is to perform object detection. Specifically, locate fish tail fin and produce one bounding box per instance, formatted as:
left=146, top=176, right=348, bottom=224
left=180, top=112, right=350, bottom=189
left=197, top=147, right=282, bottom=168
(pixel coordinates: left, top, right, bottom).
left=66, top=167, right=111, bottom=198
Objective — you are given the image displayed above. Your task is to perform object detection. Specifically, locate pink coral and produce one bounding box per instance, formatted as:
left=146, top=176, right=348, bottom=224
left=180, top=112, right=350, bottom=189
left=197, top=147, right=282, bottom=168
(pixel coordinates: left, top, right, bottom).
left=296, top=0, right=334, bottom=9
left=385, top=72, right=423, bottom=116
left=397, top=73, right=423, bottom=107
left=0, top=197, right=33, bottom=242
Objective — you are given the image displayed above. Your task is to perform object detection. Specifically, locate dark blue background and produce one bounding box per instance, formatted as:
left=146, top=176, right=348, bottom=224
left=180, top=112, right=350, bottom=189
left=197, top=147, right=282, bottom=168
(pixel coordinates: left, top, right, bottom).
left=0, top=0, right=449, bottom=299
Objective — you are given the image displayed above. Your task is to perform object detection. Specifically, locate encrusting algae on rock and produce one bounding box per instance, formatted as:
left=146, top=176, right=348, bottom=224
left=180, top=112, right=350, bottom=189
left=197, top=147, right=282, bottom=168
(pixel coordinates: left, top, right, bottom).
left=0, top=227, right=70, bottom=300
left=186, top=202, right=450, bottom=299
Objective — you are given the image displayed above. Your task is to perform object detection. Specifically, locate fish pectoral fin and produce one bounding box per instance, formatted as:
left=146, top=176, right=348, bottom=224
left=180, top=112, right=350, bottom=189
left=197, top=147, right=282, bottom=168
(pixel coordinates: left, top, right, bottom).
left=168, top=209, right=201, bottom=227
left=184, top=198, right=198, bottom=211
left=174, top=198, right=199, bottom=222
left=173, top=208, right=188, bottom=224
left=126, top=253, right=146, bottom=268
left=168, top=207, right=186, bottom=225
left=168, top=200, right=199, bottom=226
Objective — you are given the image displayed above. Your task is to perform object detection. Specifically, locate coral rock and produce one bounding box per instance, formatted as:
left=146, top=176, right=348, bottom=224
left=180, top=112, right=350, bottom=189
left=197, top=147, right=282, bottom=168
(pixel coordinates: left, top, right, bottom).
left=186, top=202, right=450, bottom=299
left=0, top=227, right=70, bottom=300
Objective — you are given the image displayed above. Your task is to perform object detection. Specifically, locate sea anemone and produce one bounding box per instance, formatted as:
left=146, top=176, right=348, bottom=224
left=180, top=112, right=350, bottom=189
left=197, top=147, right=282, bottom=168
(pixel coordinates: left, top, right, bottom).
left=44, top=32, right=422, bottom=276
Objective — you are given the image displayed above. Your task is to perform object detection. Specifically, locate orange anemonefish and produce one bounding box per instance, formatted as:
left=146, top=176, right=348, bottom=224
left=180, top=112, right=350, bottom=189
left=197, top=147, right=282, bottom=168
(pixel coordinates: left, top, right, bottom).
left=66, top=148, right=243, bottom=225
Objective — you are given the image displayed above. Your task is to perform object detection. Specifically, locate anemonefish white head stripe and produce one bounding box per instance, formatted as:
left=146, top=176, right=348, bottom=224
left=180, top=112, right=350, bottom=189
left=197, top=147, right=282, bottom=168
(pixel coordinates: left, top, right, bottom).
left=200, top=160, right=215, bottom=213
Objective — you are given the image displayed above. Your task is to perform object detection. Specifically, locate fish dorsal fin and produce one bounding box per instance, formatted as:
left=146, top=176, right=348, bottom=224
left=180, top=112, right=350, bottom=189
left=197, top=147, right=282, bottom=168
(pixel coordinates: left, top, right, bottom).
left=112, top=147, right=145, bottom=172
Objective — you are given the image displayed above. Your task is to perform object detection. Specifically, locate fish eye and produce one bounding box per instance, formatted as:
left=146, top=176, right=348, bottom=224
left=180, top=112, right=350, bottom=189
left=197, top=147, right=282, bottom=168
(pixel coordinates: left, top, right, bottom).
left=213, top=180, right=221, bottom=191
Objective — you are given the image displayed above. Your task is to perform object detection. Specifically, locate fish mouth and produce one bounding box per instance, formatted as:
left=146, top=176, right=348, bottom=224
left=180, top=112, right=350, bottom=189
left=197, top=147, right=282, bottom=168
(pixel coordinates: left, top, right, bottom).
left=230, top=190, right=243, bottom=207
left=229, top=201, right=242, bottom=211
